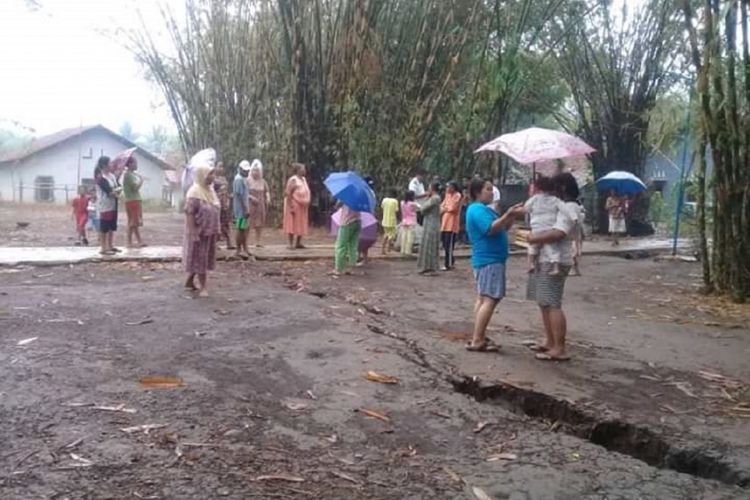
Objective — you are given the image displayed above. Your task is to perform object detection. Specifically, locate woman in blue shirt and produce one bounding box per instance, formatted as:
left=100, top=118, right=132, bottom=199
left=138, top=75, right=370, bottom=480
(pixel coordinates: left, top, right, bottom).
left=465, top=178, right=524, bottom=351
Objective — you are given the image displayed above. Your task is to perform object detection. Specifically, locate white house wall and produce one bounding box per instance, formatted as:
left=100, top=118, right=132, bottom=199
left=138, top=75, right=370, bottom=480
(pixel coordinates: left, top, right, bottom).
left=0, top=129, right=168, bottom=203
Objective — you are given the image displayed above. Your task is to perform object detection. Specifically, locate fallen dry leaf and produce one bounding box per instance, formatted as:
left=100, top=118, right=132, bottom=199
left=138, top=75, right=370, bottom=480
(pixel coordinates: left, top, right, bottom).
left=120, top=424, right=168, bottom=434
left=358, top=408, right=391, bottom=423
left=251, top=474, right=305, bottom=483
left=486, top=453, right=517, bottom=462
left=139, top=376, right=184, bottom=389
left=472, top=486, right=494, bottom=500
left=364, top=371, right=399, bottom=385
left=443, top=466, right=463, bottom=484
left=284, top=402, right=309, bottom=411
left=125, top=317, right=154, bottom=326
left=92, top=404, right=137, bottom=414
left=330, top=470, right=359, bottom=484
left=17, top=337, right=38, bottom=346
left=473, top=421, right=490, bottom=433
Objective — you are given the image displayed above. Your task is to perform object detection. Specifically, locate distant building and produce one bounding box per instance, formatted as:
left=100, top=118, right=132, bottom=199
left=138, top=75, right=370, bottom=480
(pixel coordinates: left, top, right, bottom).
left=643, top=137, right=714, bottom=201
left=0, top=125, right=175, bottom=204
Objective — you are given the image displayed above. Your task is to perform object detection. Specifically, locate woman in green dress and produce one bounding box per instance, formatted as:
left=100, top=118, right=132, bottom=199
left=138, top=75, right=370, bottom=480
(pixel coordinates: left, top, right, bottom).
left=417, top=182, right=442, bottom=274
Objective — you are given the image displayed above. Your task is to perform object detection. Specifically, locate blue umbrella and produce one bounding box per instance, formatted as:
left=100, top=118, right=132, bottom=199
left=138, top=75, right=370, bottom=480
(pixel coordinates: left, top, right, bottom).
left=596, top=170, right=647, bottom=195
left=324, top=171, right=377, bottom=213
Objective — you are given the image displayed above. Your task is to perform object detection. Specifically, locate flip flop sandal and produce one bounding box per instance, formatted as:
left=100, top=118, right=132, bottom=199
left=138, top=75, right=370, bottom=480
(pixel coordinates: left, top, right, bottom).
left=535, top=352, right=571, bottom=362
left=466, top=341, right=500, bottom=352
left=521, top=340, right=548, bottom=352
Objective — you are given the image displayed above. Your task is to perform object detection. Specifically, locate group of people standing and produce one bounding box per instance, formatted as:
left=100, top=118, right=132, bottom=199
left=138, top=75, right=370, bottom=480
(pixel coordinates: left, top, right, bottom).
left=71, top=154, right=146, bottom=255
left=212, top=159, right=271, bottom=260
left=181, top=154, right=311, bottom=296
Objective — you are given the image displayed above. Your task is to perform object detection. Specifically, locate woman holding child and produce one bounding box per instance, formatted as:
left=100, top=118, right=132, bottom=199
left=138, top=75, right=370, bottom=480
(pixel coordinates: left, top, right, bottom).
left=524, top=173, right=579, bottom=361
left=464, top=173, right=579, bottom=360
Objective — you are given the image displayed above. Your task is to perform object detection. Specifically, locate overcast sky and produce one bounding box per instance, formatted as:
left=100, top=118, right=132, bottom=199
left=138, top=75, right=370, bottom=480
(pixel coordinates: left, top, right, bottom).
left=0, top=0, right=176, bottom=137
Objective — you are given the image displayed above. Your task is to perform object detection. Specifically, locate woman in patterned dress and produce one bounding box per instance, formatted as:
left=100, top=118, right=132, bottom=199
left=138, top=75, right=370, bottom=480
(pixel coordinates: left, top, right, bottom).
left=417, top=182, right=442, bottom=274
left=183, top=164, right=220, bottom=297
left=247, top=159, right=270, bottom=247
left=213, top=161, right=234, bottom=250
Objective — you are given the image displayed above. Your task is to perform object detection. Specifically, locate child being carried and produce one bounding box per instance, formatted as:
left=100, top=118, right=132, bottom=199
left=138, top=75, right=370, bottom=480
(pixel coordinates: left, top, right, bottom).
left=523, top=175, right=573, bottom=275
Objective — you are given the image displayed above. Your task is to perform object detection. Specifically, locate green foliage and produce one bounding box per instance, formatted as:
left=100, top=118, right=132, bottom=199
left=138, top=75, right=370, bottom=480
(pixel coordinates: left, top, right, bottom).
left=0, top=128, right=31, bottom=153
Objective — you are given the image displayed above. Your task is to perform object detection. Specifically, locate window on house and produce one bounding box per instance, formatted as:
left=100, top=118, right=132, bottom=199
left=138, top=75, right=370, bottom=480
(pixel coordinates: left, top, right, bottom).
left=35, top=176, right=55, bottom=202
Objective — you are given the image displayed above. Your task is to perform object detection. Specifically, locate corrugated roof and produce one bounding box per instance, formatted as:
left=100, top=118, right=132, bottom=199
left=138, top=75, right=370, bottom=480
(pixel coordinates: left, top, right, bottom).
left=0, top=124, right=174, bottom=171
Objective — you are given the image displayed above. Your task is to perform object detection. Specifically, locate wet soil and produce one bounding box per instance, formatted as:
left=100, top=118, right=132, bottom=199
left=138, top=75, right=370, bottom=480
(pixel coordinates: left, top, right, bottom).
left=0, top=255, right=748, bottom=499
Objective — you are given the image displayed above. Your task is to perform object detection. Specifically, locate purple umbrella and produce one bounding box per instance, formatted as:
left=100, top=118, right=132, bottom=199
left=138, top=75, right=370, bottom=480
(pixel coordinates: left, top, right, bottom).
left=330, top=208, right=378, bottom=242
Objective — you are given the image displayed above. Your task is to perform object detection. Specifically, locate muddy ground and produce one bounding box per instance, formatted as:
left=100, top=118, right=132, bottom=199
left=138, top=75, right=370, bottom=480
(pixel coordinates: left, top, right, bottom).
left=0, top=255, right=748, bottom=499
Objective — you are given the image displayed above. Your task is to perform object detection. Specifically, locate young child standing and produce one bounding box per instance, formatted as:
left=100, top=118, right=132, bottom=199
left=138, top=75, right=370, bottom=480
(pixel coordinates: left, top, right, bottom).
left=71, top=186, right=90, bottom=246
left=332, top=203, right=361, bottom=276
left=523, top=175, right=568, bottom=275
left=380, top=189, right=399, bottom=254
left=399, top=190, right=418, bottom=255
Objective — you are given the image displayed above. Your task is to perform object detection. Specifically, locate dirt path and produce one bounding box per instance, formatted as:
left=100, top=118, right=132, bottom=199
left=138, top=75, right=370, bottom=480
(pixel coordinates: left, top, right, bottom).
left=0, top=202, right=330, bottom=248
left=0, top=256, right=747, bottom=499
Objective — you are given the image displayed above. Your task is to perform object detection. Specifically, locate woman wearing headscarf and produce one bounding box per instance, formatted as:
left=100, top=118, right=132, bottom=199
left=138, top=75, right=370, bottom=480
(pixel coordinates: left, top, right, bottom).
left=183, top=163, right=220, bottom=297
left=283, top=162, right=311, bottom=249
left=247, top=159, right=270, bottom=247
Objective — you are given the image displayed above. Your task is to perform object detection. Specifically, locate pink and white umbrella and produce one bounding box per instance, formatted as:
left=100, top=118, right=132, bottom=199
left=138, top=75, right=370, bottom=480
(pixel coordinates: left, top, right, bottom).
left=110, top=147, right=138, bottom=177
left=475, top=127, right=595, bottom=165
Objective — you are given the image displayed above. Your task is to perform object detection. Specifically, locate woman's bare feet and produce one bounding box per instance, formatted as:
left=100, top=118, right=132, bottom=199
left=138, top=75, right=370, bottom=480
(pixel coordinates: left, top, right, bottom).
left=198, top=288, right=209, bottom=298
left=184, top=276, right=197, bottom=290
left=535, top=351, right=570, bottom=361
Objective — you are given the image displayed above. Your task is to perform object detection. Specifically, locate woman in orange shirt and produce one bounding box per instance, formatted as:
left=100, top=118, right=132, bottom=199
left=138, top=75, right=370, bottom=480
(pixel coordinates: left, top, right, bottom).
left=440, top=181, right=462, bottom=271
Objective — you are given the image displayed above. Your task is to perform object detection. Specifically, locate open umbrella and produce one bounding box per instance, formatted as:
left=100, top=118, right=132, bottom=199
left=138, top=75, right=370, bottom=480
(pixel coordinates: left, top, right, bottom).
left=330, top=208, right=378, bottom=241
left=110, top=147, right=137, bottom=177
left=324, top=171, right=376, bottom=213
left=475, top=127, right=595, bottom=165
left=595, top=171, right=647, bottom=195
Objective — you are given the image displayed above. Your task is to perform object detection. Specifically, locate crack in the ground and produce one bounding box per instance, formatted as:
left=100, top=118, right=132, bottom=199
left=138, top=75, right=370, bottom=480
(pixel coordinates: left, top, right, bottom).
left=452, top=377, right=750, bottom=489
left=295, top=273, right=749, bottom=489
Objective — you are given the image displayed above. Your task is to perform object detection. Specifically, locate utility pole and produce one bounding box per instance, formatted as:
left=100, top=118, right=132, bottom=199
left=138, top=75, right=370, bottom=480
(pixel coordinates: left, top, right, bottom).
left=672, top=84, right=694, bottom=256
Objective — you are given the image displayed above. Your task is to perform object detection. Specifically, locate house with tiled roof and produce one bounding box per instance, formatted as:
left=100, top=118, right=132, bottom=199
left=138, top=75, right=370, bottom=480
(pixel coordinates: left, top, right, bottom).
left=0, top=125, right=175, bottom=204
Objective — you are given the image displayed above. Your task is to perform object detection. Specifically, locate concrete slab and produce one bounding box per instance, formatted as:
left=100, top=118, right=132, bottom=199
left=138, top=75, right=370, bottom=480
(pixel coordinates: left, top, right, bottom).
left=0, top=238, right=692, bottom=267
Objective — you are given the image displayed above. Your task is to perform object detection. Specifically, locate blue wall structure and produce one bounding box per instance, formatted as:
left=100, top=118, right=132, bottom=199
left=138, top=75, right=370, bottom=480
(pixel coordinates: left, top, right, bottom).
left=643, top=136, right=713, bottom=201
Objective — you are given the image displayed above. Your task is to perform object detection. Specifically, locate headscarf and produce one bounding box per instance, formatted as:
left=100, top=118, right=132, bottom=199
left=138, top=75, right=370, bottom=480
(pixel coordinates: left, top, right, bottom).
left=250, top=159, right=263, bottom=177
left=186, top=166, right=219, bottom=207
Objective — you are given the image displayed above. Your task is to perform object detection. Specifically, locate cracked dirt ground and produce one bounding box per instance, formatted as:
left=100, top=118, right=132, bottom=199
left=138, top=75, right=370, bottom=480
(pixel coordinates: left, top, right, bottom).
left=0, top=255, right=747, bottom=499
